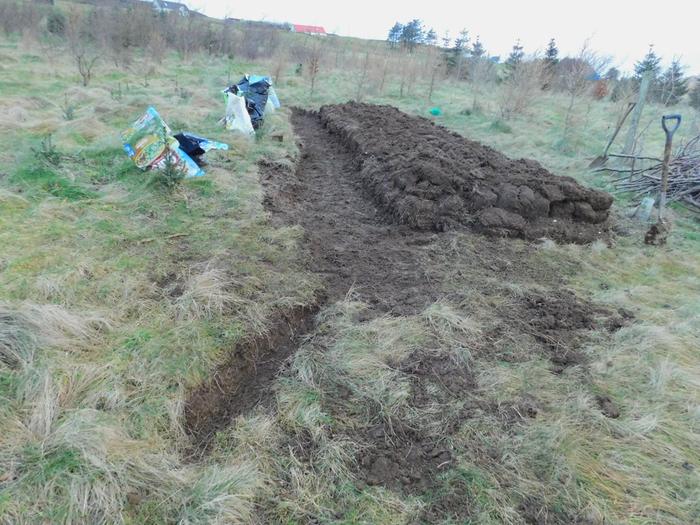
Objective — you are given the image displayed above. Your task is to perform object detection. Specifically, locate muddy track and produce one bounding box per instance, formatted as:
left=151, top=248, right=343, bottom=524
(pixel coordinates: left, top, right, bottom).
left=184, top=305, right=319, bottom=451
left=184, top=108, right=627, bottom=502
left=263, top=109, right=444, bottom=316
left=184, top=110, right=445, bottom=452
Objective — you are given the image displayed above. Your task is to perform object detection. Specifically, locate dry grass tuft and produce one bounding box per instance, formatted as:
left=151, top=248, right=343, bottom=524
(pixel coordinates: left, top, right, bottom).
left=175, top=462, right=263, bottom=524
left=422, top=300, right=481, bottom=363
left=0, top=302, right=109, bottom=369
left=175, top=265, right=235, bottom=321
left=0, top=306, right=38, bottom=369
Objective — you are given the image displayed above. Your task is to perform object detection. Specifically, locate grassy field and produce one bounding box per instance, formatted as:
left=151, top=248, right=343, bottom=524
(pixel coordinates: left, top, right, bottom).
left=0, top=30, right=699, bottom=525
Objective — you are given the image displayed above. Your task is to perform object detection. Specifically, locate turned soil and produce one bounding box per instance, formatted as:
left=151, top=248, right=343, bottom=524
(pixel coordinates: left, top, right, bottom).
left=184, top=105, right=627, bottom=518
left=320, top=102, right=613, bottom=242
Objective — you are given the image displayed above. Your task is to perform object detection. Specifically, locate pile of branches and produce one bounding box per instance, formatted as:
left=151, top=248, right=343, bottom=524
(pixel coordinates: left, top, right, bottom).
left=599, top=135, right=700, bottom=212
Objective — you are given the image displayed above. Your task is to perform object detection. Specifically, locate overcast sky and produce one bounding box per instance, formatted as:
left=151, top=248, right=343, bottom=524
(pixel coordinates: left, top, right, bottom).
left=188, top=0, right=699, bottom=75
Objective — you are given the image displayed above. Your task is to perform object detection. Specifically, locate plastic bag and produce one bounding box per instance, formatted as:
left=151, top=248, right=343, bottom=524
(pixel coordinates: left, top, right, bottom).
left=225, top=93, right=255, bottom=136
left=229, top=75, right=271, bottom=128
left=268, top=86, right=281, bottom=109
left=174, top=132, right=229, bottom=158
left=121, top=107, right=204, bottom=178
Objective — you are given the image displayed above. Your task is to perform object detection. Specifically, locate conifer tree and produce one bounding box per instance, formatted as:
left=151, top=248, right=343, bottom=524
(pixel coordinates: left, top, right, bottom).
left=387, top=22, right=403, bottom=49
left=452, top=29, right=470, bottom=79
left=633, top=45, right=662, bottom=100
left=660, top=59, right=688, bottom=106
left=634, top=45, right=662, bottom=80
left=400, top=19, right=424, bottom=52
left=505, top=39, right=524, bottom=77
left=441, top=31, right=450, bottom=49
left=471, top=36, right=485, bottom=59
left=544, top=38, right=559, bottom=68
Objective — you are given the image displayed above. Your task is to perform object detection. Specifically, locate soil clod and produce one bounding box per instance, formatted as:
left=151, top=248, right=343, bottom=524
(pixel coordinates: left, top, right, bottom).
left=359, top=422, right=453, bottom=493
left=596, top=395, right=621, bottom=418
left=319, top=102, right=613, bottom=242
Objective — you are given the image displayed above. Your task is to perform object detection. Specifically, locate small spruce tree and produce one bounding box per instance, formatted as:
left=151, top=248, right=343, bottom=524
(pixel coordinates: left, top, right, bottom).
left=400, top=19, right=424, bottom=52
left=660, top=59, right=688, bottom=106
left=424, top=28, right=437, bottom=46
left=471, top=36, right=485, bottom=59
left=505, top=39, right=524, bottom=77
left=634, top=45, right=662, bottom=79
left=634, top=45, right=662, bottom=101
left=387, top=22, right=403, bottom=49
left=544, top=38, right=559, bottom=69
left=447, top=29, right=470, bottom=79
left=441, top=31, right=451, bottom=49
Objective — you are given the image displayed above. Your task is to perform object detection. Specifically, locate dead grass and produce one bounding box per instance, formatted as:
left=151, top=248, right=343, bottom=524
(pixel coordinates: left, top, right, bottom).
left=0, top=32, right=698, bottom=525
left=175, top=265, right=234, bottom=321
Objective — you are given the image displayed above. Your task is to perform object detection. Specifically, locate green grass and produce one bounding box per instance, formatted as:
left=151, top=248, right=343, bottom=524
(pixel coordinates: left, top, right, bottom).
left=0, top=31, right=699, bottom=525
left=10, top=165, right=98, bottom=201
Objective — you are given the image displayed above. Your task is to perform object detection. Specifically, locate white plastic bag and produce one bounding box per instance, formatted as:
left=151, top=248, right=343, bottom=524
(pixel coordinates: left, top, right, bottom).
left=225, top=93, right=255, bottom=136
left=268, top=86, right=281, bottom=108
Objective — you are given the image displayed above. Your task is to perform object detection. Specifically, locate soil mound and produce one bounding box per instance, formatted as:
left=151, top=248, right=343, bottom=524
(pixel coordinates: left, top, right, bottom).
left=319, top=102, right=613, bottom=242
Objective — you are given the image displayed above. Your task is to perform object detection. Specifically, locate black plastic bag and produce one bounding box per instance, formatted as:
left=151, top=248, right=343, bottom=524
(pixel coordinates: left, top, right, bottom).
left=225, top=75, right=271, bottom=128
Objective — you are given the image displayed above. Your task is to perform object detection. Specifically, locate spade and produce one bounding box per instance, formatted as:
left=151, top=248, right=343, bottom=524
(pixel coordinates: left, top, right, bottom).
left=589, top=102, right=636, bottom=168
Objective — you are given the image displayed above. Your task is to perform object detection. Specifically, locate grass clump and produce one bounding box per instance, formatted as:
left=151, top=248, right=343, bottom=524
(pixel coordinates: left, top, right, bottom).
left=0, top=306, right=37, bottom=369
left=10, top=165, right=97, bottom=201
left=488, top=118, right=513, bottom=134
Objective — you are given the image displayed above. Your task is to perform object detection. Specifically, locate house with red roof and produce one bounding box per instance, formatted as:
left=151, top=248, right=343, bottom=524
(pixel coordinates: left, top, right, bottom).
left=292, top=24, right=327, bottom=36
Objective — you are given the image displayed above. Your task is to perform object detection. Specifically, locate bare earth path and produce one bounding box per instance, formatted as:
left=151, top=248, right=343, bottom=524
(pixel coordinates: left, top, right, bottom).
left=264, top=109, right=443, bottom=316
left=185, top=109, right=626, bottom=509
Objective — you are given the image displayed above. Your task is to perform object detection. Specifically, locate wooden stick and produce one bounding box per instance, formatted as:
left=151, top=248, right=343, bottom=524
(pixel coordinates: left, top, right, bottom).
left=607, top=153, right=662, bottom=162
left=137, top=233, right=188, bottom=245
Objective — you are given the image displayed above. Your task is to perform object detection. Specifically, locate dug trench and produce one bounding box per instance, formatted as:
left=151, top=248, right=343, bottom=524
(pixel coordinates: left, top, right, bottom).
left=184, top=105, right=630, bottom=510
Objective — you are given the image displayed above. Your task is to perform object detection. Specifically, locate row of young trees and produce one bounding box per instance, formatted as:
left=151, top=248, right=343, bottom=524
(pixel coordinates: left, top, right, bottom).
left=0, top=1, right=285, bottom=85
left=386, top=21, right=700, bottom=109
left=631, top=46, right=691, bottom=106
left=387, top=20, right=437, bottom=52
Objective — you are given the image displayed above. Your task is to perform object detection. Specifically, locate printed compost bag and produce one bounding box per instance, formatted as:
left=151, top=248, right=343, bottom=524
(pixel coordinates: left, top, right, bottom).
left=121, top=107, right=204, bottom=178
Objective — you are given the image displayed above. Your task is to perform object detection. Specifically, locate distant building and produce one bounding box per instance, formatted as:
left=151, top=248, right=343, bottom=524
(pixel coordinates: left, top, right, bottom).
left=151, top=0, right=189, bottom=16
left=291, top=24, right=326, bottom=36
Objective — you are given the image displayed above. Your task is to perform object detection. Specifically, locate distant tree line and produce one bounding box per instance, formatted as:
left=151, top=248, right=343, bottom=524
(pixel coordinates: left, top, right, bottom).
left=0, top=0, right=285, bottom=81
left=386, top=19, right=699, bottom=109
left=387, top=19, right=437, bottom=52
